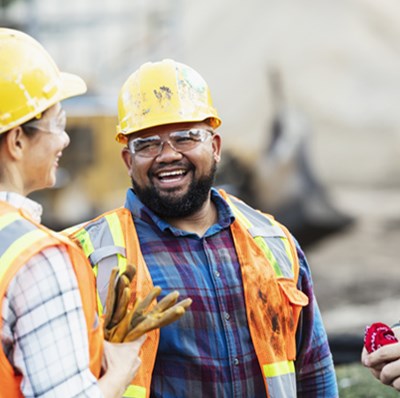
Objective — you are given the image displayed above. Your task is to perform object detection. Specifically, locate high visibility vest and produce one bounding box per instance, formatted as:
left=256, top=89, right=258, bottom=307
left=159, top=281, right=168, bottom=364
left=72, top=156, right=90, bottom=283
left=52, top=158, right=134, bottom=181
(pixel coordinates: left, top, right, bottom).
left=69, top=189, right=309, bottom=398
left=0, top=201, right=103, bottom=398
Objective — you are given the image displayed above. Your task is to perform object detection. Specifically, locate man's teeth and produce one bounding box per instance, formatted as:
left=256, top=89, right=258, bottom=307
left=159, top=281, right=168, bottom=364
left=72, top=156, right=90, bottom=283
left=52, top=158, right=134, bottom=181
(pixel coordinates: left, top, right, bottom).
left=158, top=170, right=186, bottom=178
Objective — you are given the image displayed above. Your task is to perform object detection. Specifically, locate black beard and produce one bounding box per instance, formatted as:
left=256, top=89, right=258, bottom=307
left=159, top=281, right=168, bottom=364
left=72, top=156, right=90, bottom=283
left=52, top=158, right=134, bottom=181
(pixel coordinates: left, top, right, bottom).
left=131, top=162, right=217, bottom=218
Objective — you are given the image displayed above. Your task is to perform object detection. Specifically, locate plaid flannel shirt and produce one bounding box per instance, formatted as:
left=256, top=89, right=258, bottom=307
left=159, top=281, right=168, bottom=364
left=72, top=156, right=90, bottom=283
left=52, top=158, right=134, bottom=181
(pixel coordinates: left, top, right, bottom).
left=125, top=188, right=338, bottom=398
left=0, top=192, right=101, bottom=397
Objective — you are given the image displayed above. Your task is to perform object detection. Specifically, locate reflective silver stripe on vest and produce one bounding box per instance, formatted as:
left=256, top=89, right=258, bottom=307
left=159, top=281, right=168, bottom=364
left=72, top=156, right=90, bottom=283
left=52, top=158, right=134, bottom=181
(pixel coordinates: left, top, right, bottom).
left=79, top=216, right=127, bottom=311
left=0, top=217, right=36, bottom=257
left=78, top=215, right=141, bottom=398
left=89, top=245, right=126, bottom=266
left=228, top=196, right=295, bottom=279
left=267, top=372, right=296, bottom=398
left=0, top=213, right=49, bottom=281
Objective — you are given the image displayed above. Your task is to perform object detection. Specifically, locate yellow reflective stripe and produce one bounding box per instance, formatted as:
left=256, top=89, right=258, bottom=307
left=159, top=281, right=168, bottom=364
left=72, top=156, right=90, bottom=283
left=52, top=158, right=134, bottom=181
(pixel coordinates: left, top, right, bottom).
left=0, top=229, right=47, bottom=280
left=62, top=224, right=82, bottom=236
left=123, top=384, right=146, bottom=398
left=263, top=360, right=295, bottom=377
left=0, top=212, right=21, bottom=230
left=230, top=201, right=251, bottom=228
left=92, top=264, right=104, bottom=314
left=228, top=199, right=284, bottom=278
left=74, top=228, right=95, bottom=259
left=254, top=236, right=283, bottom=278
left=105, top=212, right=127, bottom=273
left=74, top=229, right=102, bottom=313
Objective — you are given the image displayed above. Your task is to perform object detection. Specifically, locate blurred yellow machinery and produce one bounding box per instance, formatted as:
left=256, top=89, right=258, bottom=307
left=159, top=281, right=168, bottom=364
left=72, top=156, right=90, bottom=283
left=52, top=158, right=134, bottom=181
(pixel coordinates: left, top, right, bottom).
left=30, top=107, right=129, bottom=230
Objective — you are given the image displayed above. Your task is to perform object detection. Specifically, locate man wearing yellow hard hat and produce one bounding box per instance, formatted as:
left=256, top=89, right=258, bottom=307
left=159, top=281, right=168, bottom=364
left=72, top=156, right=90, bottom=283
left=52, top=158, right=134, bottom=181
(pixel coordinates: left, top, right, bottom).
left=0, top=28, right=146, bottom=397
left=69, top=59, right=338, bottom=397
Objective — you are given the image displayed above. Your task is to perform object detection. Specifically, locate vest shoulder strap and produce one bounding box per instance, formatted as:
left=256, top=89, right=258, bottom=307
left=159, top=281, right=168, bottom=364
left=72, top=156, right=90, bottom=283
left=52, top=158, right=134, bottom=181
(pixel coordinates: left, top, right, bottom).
left=221, top=191, right=299, bottom=281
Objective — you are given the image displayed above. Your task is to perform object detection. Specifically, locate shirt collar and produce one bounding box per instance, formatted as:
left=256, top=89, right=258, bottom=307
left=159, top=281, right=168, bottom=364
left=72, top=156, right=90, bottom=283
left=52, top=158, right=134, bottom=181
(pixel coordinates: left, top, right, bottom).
left=124, top=187, right=235, bottom=237
left=0, top=191, right=43, bottom=223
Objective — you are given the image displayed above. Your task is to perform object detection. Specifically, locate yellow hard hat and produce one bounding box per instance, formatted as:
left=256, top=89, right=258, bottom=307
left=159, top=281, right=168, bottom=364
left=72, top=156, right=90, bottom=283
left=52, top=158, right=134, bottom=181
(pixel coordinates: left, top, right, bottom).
left=116, top=59, right=221, bottom=144
left=0, top=28, right=87, bottom=135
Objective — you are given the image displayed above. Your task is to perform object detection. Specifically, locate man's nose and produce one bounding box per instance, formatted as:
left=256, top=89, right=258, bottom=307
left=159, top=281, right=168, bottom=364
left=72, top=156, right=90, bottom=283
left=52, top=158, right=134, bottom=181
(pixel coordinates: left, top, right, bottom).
left=155, top=140, right=182, bottom=160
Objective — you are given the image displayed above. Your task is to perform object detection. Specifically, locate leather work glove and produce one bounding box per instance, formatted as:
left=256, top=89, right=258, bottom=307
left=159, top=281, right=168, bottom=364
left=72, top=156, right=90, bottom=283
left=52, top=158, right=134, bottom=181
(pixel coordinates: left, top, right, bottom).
left=102, top=265, right=192, bottom=342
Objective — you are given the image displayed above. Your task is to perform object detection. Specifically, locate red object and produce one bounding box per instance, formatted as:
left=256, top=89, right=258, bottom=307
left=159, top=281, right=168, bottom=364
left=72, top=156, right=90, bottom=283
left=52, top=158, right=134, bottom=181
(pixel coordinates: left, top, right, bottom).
left=364, top=322, right=399, bottom=353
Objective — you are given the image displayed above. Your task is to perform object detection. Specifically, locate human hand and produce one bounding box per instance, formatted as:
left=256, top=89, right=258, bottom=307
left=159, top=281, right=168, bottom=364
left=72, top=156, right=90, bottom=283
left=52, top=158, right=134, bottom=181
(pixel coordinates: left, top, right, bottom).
left=100, top=337, right=146, bottom=398
left=103, top=265, right=192, bottom=342
left=362, top=325, right=400, bottom=390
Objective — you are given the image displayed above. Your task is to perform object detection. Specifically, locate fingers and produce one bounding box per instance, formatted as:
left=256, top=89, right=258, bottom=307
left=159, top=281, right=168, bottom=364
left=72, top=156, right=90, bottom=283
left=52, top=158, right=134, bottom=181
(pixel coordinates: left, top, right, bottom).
left=103, top=267, right=119, bottom=329
left=123, top=297, right=192, bottom=342
left=122, top=264, right=136, bottom=281
left=103, top=271, right=192, bottom=343
left=361, top=347, right=369, bottom=366
left=109, top=286, right=130, bottom=328
left=392, top=376, right=400, bottom=391
left=104, top=264, right=136, bottom=331
left=380, top=358, right=400, bottom=386
left=152, top=290, right=179, bottom=313
left=129, top=286, right=162, bottom=330
left=367, top=342, right=400, bottom=367
left=135, top=286, right=163, bottom=314
left=108, top=310, right=135, bottom=342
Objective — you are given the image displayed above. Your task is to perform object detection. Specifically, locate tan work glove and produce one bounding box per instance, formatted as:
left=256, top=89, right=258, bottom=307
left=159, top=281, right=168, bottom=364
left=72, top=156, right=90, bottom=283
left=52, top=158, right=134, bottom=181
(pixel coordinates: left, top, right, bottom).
left=102, top=265, right=192, bottom=342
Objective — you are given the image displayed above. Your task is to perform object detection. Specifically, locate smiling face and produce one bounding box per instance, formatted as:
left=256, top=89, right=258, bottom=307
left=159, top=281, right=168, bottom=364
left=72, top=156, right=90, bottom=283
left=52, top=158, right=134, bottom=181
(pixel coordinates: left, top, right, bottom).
left=122, top=121, right=222, bottom=218
left=21, top=103, right=70, bottom=194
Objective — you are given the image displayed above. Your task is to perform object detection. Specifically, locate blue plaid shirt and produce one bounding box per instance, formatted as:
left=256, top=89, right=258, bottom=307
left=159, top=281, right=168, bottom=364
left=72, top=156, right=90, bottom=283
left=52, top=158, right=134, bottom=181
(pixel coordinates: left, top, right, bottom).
left=125, top=188, right=338, bottom=398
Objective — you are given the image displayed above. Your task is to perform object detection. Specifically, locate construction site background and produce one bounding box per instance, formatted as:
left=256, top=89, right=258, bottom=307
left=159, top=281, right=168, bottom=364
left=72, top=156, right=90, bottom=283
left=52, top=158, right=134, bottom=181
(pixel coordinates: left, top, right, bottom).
left=2, top=0, right=400, bottom=364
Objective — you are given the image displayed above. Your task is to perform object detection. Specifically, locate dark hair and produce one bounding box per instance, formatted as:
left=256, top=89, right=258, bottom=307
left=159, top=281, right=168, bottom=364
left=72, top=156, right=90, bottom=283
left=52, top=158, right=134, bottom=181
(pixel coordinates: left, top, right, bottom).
left=0, top=132, right=7, bottom=147
left=21, top=116, right=43, bottom=138
left=0, top=109, right=50, bottom=145
left=23, top=106, right=54, bottom=137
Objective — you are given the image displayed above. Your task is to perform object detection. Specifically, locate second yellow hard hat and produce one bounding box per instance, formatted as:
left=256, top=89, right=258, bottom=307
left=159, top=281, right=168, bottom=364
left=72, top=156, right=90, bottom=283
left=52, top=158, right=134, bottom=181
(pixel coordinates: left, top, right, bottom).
left=116, top=59, right=221, bottom=144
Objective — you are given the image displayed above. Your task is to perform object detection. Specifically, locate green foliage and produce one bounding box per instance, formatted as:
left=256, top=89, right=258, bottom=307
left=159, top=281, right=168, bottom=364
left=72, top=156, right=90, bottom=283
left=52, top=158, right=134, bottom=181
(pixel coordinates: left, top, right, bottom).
left=337, top=363, right=399, bottom=398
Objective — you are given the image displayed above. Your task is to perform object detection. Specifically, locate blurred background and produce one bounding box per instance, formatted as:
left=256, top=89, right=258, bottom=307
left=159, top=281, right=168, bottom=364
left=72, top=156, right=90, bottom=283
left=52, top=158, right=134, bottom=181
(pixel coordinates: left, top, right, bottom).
left=2, top=0, right=400, bottom=394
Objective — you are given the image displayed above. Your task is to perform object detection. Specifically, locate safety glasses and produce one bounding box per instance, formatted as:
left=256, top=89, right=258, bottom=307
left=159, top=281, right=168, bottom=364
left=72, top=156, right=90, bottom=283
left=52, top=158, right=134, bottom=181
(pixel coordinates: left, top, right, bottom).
left=23, top=109, right=67, bottom=135
left=128, top=128, right=213, bottom=158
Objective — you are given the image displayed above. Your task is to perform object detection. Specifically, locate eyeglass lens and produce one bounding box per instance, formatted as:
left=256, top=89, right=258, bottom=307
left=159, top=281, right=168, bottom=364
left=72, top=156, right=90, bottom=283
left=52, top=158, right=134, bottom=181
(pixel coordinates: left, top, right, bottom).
left=129, top=128, right=212, bottom=157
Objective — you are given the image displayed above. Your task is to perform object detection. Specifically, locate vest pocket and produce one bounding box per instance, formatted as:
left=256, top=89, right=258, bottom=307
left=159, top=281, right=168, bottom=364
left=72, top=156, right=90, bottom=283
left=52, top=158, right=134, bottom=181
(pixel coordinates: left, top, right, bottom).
left=277, top=278, right=308, bottom=359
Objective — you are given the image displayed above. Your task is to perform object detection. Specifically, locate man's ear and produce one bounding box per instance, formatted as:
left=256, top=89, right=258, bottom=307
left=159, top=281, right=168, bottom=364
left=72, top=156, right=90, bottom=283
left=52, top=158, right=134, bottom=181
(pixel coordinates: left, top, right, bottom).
left=4, top=127, right=26, bottom=160
left=212, top=133, right=222, bottom=163
left=121, top=147, right=134, bottom=177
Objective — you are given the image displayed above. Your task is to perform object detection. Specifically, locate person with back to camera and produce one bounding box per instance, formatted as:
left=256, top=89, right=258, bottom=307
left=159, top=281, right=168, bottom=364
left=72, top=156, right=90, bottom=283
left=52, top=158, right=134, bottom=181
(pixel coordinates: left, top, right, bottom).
left=0, top=28, right=146, bottom=397
left=68, top=59, right=339, bottom=398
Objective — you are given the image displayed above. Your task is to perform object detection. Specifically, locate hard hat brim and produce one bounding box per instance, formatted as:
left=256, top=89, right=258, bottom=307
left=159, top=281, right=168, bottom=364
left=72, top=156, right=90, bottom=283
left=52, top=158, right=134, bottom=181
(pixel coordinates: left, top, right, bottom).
left=59, top=72, right=87, bottom=101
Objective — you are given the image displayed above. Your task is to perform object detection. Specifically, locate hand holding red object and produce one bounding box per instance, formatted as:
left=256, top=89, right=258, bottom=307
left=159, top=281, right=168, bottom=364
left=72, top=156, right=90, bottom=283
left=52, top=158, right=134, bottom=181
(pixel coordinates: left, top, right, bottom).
left=364, top=322, right=399, bottom=353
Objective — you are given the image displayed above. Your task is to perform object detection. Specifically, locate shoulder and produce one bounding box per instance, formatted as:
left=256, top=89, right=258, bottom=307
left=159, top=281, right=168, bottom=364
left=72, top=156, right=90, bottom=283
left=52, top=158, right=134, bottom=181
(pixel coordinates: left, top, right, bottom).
left=65, top=207, right=129, bottom=238
left=6, top=245, right=78, bottom=305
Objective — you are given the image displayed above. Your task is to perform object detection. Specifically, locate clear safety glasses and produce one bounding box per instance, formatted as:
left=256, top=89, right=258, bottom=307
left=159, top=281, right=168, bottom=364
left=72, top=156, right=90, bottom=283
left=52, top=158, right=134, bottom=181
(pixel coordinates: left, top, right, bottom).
left=23, top=110, right=67, bottom=135
left=128, top=128, right=214, bottom=158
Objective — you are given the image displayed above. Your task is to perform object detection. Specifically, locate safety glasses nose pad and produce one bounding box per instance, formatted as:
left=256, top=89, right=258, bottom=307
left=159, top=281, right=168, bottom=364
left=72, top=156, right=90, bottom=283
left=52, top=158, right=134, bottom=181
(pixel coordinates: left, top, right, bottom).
left=157, top=139, right=180, bottom=156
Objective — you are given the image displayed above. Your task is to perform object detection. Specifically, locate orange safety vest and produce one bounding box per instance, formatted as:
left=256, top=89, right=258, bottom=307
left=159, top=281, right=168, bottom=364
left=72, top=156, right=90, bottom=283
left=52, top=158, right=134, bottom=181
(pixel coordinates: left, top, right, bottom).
left=0, top=201, right=103, bottom=398
left=69, top=189, right=309, bottom=398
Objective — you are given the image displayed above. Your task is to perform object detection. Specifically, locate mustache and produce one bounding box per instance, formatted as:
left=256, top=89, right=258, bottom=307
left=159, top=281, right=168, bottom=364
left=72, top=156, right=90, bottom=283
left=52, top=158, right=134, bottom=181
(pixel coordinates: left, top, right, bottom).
left=149, top=161, right=194, bottom=175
